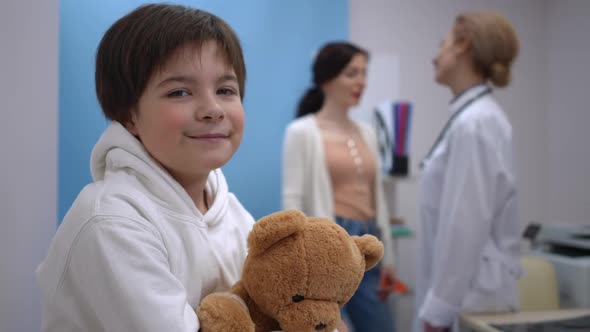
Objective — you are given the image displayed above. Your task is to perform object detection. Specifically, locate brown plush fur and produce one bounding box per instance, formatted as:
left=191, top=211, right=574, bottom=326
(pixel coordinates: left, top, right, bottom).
left=197, top=210, right=384, bottom=332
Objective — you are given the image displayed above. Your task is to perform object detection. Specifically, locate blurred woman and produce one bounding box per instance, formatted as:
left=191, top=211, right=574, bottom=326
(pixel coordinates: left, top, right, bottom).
left=282, top=42, right=396, bottom=332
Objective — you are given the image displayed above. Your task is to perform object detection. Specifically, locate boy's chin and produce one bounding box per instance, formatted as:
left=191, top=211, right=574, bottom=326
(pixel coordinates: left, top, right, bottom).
left=201, top=156, right=234, bottom=172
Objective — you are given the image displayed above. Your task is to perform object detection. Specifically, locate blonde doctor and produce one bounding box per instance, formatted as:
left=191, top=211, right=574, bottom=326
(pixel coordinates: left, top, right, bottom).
left=416, top=12, right=522, bottom=332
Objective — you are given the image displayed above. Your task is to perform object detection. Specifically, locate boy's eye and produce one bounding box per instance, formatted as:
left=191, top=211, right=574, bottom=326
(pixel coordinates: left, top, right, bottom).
left=217, top=87, right=237, bottom=96
left=167, top=89, right=190, bottom=98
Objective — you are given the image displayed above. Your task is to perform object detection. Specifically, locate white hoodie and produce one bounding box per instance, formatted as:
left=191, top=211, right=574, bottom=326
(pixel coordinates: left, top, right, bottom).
left=37, top=122, right=255, bottom=332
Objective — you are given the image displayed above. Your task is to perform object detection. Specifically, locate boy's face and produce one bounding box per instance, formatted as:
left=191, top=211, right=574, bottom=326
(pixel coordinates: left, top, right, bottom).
left=127, top=41, right=244, bottom=184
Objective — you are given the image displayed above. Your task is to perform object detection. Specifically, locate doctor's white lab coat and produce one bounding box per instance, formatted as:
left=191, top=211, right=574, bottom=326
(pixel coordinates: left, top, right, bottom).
left=415, top=84, right=522, bottom=331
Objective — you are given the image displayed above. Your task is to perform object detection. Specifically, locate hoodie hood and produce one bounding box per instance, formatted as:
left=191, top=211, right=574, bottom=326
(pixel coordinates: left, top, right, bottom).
left=90, top=122, right=228, bottom=227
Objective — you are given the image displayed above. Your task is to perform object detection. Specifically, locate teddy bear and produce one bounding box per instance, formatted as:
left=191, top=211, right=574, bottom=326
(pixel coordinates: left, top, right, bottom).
left=197, top=209, right=384, bottom=332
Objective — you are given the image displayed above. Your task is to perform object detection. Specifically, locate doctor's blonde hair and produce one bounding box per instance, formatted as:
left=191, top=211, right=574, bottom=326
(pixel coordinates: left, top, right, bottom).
left=453, top=11, right=519, bottom=88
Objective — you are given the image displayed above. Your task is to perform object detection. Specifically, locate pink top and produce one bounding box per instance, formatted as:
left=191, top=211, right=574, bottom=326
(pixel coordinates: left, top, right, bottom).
left=324, top=134, right=376, bottom=221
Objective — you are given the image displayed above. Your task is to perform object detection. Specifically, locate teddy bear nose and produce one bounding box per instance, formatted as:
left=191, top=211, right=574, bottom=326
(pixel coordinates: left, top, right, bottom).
left=315, top=323, right=328, bottom=330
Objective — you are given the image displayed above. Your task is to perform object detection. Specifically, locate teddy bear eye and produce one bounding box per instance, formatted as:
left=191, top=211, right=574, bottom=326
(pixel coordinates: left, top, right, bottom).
left=292, top=294, right=305, bottom=303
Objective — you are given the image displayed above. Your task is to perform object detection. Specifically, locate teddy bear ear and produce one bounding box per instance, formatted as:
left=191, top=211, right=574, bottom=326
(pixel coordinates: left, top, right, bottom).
left=352, top=235, right=384, bottom=271
left=248, top=210, right=306, bottom=256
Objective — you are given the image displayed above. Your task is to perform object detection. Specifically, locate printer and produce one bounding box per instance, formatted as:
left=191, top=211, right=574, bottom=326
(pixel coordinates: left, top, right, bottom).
left=527, top=223, right=590, bottom=308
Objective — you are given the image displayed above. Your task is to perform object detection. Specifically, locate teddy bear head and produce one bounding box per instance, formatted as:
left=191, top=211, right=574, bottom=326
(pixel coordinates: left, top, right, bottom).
left=242, top=210, right=383, bottom=332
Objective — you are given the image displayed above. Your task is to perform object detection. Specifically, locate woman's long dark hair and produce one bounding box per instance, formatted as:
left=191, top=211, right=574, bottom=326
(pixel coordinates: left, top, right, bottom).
left=295, top=42, right=368, bottom=118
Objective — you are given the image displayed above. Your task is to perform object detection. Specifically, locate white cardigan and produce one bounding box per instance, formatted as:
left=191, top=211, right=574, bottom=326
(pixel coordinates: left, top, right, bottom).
left=282, top=114, right=394, bottom=267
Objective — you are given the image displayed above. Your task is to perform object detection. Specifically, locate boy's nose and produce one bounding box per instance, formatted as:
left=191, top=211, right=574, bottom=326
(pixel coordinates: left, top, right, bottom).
left=199, top=109, right=224, bottom=121
left=196, top=95, right=225, bottom=121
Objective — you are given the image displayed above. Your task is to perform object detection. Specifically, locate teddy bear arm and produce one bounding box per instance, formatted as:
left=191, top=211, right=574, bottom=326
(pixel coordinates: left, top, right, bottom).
left=196, top=291, right=255, bottom=332
left=231, top=281, right=282, bottom=332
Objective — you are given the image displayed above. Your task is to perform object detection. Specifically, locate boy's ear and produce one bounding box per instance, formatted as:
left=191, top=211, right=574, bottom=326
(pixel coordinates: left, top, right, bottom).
left=125, top=112, right=139, bottom=136
left=247, top=210, right=306, bottom=257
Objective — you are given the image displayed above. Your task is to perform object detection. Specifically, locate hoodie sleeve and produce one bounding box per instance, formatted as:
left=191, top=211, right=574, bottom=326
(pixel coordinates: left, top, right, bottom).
left=66, top=217, right=200, bottom=331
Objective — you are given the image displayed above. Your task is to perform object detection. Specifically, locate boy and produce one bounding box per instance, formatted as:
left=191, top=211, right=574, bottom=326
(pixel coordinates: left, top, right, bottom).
left=36, top=4, right=254, bottom=331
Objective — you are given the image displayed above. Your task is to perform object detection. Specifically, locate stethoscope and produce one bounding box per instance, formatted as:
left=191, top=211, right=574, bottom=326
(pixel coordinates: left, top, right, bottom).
left=420, top=85, right=492, bottom=168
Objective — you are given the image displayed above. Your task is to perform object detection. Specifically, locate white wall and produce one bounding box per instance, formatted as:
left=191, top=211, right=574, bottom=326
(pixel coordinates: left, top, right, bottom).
left=546, top=0, right=590, bottom=224
left=0, top=1, right=58, bottom=331
left=350, top=1, right=550, bottom=331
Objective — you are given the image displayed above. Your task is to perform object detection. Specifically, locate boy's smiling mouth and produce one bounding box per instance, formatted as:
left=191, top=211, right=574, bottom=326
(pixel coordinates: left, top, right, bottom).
left=186, top=132, right=230, bottom=141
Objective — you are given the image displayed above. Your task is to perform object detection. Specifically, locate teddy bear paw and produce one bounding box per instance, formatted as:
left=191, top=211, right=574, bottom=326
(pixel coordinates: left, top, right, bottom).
left=197, top=292, right=255, bottom=332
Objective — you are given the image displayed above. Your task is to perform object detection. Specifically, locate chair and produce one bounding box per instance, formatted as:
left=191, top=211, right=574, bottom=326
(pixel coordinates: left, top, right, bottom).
left=518, top=255, right=560, bottom=311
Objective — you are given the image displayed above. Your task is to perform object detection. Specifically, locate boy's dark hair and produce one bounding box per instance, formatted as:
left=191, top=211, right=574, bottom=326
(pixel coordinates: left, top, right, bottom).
left=95, top=3, right=246, bottom=124
left=296, top=42, right=368, bottom=118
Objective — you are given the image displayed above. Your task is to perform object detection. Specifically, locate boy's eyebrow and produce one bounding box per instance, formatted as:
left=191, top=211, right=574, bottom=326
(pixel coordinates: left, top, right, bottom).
left=217, top=74, right=238, bottom=85
left=156, top=74, right=238, bottom=87
left=157, top=75, right=197, bottom=87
